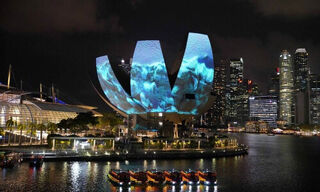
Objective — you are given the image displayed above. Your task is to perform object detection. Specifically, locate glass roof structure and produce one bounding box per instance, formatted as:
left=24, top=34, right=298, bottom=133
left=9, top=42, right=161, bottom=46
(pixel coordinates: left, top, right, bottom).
left=0, top=99, right=96, bottom=127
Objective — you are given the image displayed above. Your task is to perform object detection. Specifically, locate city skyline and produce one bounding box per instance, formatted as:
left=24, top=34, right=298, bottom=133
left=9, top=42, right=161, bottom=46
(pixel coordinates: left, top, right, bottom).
left=1, top=0, right=320, bottom=112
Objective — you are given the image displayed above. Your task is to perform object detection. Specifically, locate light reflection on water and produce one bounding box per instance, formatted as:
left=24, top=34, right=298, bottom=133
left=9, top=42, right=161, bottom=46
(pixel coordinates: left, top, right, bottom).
left=1, top=134, right=320, bottom=191
left=0, top=159, right=218, bottom=192
left=112, top=184, right=218, bottom=192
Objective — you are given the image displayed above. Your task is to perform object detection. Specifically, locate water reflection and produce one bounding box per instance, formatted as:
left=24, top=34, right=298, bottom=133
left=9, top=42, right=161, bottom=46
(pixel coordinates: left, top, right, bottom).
left=2, top=134, right=320, bottom=191
left=109, top=184, right=218, bottom=192
left=71, top=162, right=80, bottom=190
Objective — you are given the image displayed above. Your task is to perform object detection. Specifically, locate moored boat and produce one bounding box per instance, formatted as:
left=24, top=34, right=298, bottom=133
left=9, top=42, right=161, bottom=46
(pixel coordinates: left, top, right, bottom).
left=107, top=169, right=217, bottom=186
left=146, top=170, right=165, bottom=184
left=163, top=170, right=182, bottom=185
left=108, top=170, right=130, bottom=186
left=180, top=169, right=199, bottom=185
left=29, top=155, right=44, bottom=167
left=197, top=170, right=217, bottom=185
left=129, top=170, right=148, bottom=185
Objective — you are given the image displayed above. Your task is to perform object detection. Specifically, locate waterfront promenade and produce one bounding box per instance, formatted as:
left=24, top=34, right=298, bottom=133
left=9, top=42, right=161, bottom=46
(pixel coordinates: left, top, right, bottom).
left=1, top=134, right=320, bottom=192
left=1, top=145, right=248, bottom=161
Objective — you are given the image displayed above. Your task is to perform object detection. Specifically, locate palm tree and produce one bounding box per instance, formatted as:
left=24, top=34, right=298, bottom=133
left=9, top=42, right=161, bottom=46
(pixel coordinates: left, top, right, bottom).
left=0, top=127, right=4, bottom=137
left=28, top=122, right=37, bottom=145
left=37, top=123, right=46, bottom=145
left=6, top=117, right=16, bottom=146
left=17, top=122, right=26, bottom=146
left=0, top=127, right=5, bottom=145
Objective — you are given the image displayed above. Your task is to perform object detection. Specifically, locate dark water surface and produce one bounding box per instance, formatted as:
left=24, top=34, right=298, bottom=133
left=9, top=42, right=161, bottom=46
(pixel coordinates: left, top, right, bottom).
left=1, top=134, right=320, bottom=192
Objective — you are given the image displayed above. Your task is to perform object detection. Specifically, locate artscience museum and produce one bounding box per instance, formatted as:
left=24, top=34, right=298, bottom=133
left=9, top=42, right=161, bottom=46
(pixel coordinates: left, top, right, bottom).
left=96, top=32, right=215, bottom=138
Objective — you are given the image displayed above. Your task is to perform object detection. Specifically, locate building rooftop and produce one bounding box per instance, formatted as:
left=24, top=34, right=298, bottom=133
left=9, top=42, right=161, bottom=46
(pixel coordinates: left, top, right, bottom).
left=295, top=48, right=307, bottom=54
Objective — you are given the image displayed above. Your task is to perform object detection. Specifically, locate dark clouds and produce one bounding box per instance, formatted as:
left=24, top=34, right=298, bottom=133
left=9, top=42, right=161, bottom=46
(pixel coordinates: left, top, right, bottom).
left=0, top=0, right=122, bottom=33
left=1, top=0, right=320, bottom=111
left=250, top=0, right=320, bottom=17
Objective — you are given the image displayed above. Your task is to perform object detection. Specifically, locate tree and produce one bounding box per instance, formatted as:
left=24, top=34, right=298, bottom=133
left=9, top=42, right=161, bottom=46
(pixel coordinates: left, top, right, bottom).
left=69, top=112, right=98, bottom=135
left=75, top=112, right=98, bottom=127
left=57, top=119, right=67, bottom=133
left=0, top=127, right=4, bottom=137
left=57, top=118, right=74, bottom=134
left=27, top=122, right=37, bottom=144
left=98, top=113, right=123, bottom=136
left=6, top=117, right=16, bottom=146
left=57, top=112, right=98, bottom=135
left=47, top=122, right=57, bottom=134
left=17, top=122, right=26, bottom=146
left=37, top=123, right=46, bottom=145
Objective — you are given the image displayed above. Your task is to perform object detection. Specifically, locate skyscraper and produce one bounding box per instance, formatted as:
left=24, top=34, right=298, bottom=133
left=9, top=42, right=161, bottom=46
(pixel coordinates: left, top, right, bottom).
left=268, top=68, right=280, bottom=97
left=227, top=58, right=244, bottom=126
left=294, top=48, right=309, bottom=92
left=197, top=59, right=227, bottom=129
left=309, top=74, right=320, bottom=125
left=267, top=68, right=280, bottom=120
left=211, top=59, right=227, bottom=128
left=279, top=50, right=295, bottom=126
left=294, top=48, right=310, bottom=124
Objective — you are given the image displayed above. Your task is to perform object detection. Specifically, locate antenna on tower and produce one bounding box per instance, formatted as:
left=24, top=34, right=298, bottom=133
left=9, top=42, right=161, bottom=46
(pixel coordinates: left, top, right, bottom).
left=40, top=83, right=43, bottom=100
left=7, top=64, right=11, bottom=89
left=52, top=83, right=56, bottom=103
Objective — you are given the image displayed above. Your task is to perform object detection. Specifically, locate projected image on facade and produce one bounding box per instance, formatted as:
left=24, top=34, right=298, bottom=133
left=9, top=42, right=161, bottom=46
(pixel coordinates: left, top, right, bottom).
left=131, top=41, right=176, bottom=112
left=96, top=56, right=145, bottom=114
left=172, top=33, right=214, bottom=114
left=96, top=32, right=214, bottom=116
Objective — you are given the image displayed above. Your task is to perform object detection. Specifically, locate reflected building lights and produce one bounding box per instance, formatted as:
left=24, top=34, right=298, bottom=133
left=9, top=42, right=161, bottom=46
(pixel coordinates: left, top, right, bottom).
left=115, top=161, right=120, bottom=170
left=152, top=160, right=157, bottom=169
left=143, top=160, right=148, bottom=170
left=71, top=162, right=80, bottom=191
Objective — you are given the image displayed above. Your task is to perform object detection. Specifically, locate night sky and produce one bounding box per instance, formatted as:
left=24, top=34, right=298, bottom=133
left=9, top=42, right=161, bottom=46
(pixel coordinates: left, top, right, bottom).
left=1, top=0, right=320, bottom=112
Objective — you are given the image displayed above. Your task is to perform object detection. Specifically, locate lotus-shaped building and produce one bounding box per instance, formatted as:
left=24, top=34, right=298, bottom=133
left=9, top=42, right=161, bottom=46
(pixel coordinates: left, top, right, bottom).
left=96, top=32, right=214, bottom=136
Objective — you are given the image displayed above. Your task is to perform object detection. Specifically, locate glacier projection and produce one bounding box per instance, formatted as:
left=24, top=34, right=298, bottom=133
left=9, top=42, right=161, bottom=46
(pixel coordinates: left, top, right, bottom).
left=96, top=32, right=214, bottom=115
left=96, top=56, right=145, bottom=114
left=172, top=32, right=214, bottom=114
left=131, top=40, right=177, bottom=112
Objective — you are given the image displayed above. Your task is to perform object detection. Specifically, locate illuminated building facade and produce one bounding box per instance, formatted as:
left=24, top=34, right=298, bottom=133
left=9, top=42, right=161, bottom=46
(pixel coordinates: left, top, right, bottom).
left=249, top=96, right=278, bottom=128
left=310, top=74, right=320, bottom=125
left=294, top=48, right=309, bottom=92
left=279, top=50, right=295, bottom=126
left=239, top=79, right=260, bottom=125
left=96, top=32, right=215, bottom=136
left=294, top=48, right=310, bottom=124
left=211, top=59, right=227, bottom=128
left=227, top=58, right=244, bottom=126
left=196, top=59, right=227, bottom=129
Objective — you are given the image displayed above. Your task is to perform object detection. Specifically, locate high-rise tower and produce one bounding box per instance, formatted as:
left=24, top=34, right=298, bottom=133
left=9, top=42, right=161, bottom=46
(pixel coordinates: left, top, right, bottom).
left=227, top=58, right=244, bottom=125
left=268, top=68, right=280, bottom=97
left=310, top=74, right=320, bottom=125
left=294, top=48, right=309, bottom=92
left=279, top=50, right=294, bottom=126
left=211, top=59, right=227, bottom=128
left=294, top=48, right=310, bottom=124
